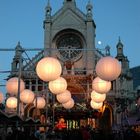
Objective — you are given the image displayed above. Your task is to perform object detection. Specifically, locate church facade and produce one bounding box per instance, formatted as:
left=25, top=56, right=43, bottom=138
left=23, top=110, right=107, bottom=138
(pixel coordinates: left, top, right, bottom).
left=8, top=0, right=136, bottom=130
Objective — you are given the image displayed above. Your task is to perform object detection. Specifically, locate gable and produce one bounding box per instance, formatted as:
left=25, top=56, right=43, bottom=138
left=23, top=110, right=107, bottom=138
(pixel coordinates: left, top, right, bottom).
left=52, top=9, right=86, bottom=28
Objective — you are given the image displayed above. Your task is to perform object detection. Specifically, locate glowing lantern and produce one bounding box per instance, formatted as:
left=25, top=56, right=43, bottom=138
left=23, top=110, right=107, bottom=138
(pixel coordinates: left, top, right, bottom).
left=92, top=77, right=111, bottom=93
left=6, top=77, right=25, bottom=95
left=96, top=56, right=121, bottom=81
left=20, top=89, right=35, bottom=104
left=6, top=97, right=17, bottom=109
left=56, top=90, right=71, bottom=103
left=62, top=98, right=74, bottom=109
left=34, top=97, right=46, bottom=109
left=90, top=100, right=103, bottom=110
left=49, top=77, right=67, bottom=95
left=91, top=90, right=106, bottom=103
left=0, top=92, right=4, bottom=103
left=36, top=57, right=62, bottom=82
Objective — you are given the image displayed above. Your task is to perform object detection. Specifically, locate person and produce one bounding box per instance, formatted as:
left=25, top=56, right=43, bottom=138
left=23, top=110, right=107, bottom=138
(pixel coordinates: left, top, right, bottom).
left=34, top=129, right=40, bottom=140
left=39, top=128, right=46, bottom=140
left=80, top=126, right=91, bottom=140
left=6, top=131, right=12, bottom=140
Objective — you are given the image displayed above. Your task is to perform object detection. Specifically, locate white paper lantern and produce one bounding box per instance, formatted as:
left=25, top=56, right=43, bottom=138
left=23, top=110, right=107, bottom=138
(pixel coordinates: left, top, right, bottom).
left=20, top=89, right=35, bottom=104
left=90, top=100, right=103, bottom=110
left=6, top=97, right=17, bottom=109
left=92, top=77, right=111, bottom=93
left=96, top=56, right=121, bottom=81
left=62, top=98, right=74, bottom=109
left=91, top=90, right=106, bottom=103
left=36, top=57, right=62, bottom=82
left=34, top=97, right=46, bottom=109
left=49, top=77, right=67, bottom=95
left=0, top=92, right=4, bottom=103
left=6, top=77, right=25, bottom=95
left=56, top=90, right=71, bottom=103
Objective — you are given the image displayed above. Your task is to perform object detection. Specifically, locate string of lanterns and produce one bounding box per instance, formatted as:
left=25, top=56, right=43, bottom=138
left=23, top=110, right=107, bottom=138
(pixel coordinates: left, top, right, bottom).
left=36, top=57, right=74, bottom=109
left=0, top=55, right=121, bottom=112
left=90, top=56, right=121, bottom=110
left=5, top=77, right=46, bottom=110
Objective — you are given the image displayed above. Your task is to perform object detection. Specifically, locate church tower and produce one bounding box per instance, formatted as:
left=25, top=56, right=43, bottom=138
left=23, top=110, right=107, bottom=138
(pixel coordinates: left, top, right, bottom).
left=115, top=38, right=133, bottom=126
left=116, top=37, right=131, bottom=74
left=11, top=42, right=24, bottom=75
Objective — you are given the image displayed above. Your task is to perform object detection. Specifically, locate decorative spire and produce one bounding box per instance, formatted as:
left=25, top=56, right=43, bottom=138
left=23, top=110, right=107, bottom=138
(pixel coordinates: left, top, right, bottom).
left=63, top=0, right=76, bottom=7
left=45, top=0, right=52, bottom=20
left=117, top=36, right=123, bottom=48
left=17, top=41, right=20, bottom=45
left=12, top=42, right=24, bottom=72
left=15, top=41, right=22, bottom=50
left=119, top=36, right=121, bottom=43
left=86, top=0, right=93, bottom=21
left=47, top=0, right=50, bottom=5
left=116, top=37, right=125, bottom=60
left=87, top=0, right=93, bottom=10
left=15, top=41, right=24, bottom=54
left=64, top=0, right=75, bottom=3
left=105, top=45, right=111, bottom=56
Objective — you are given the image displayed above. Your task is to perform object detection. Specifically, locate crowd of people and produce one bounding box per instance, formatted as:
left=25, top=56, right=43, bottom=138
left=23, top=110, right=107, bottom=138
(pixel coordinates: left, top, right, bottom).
left=0, top=125, right=140, bottom=140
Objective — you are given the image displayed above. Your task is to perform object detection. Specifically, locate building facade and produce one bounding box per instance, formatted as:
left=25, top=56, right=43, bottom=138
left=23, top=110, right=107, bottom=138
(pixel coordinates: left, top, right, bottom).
left=8, top=0, right=136, bottom=130
left=130, top=66, right=140, bottom=90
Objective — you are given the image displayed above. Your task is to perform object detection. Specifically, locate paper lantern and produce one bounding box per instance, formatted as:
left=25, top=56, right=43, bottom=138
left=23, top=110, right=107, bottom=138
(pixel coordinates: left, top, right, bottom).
left=49, top=77, right=67, bottom=95
left=0, top=92, right=4, bottom=103
left=6, top=77, right=25, bottom=95
left=62, top=98, right=74, bottom=109
left=6, top=97, right=17, bottom=109
left=92, top=77, right=111, bottom=93
left=20, top=89, right=35, bottom=104
left=91, top=90, right=106, bottom=103
left=36, top=57, right=62, bottom=82
left=34, top=97, right=46, bottom=109
left=90, top=100, right=103, bottom=110
left=56, top=90, right=71, bottom=103
left=96, top=56, right=121, bottom=81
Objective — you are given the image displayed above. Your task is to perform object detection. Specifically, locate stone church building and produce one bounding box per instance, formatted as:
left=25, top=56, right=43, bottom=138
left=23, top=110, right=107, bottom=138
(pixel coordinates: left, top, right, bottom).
left=8, top=0, right=136, bottom=130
